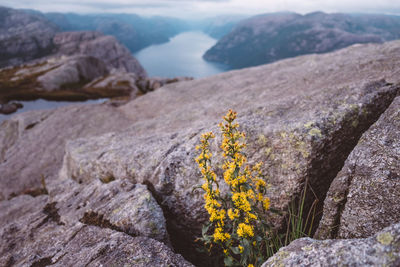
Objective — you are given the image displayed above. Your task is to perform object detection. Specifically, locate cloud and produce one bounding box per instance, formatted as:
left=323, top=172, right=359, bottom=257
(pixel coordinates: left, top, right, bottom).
left=1, top=0, right=399, bottom=18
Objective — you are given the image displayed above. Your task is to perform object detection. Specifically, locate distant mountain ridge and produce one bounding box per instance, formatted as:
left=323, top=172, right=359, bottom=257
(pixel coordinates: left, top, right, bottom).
left=42, top=12, right=189, bottom=52
left=203, top=12, right=400, bottom=68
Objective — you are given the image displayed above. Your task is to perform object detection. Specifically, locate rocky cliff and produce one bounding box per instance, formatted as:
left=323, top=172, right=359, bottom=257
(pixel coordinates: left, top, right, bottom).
left=204, top=12, right=400, bottom=69
left=0, top=40, right=399, bottom=266
left=0, top=30, right=151, bottom=106
left=0, top=6, right=58, bottom=68
left=53, top=31, right=146, bottom=75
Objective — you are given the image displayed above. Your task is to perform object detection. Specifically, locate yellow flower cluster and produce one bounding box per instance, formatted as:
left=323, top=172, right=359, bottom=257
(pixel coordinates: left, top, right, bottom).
left=196, top=132, right=231, bottom=244
left=214, top=226, right=231, bottom=242
left=237, top=223, right=254, bottom=238
left=196, top=110, right=272, bottom=267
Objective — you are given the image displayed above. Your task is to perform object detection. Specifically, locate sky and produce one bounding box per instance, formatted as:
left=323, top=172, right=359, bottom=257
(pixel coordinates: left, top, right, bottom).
left=1, top=0, right=400, bottom=19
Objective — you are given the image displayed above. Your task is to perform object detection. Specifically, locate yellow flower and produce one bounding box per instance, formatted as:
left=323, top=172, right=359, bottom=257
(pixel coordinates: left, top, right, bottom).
left=237, top=223, right=254, bottom=237
left=238, top=245, right=244, bottom=253
left=227, top=208, right=239, bottom=220
left=263, top=197, right=271, bottom=210
left=248, top=264, right=254, bottom=267
left=213, top=227, right=228, bottom=242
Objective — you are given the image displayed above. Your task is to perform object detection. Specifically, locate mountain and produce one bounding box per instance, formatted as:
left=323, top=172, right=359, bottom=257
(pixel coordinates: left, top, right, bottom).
left=0, top=6, right=58, bottom=68
left=43, top=12, right=189, bottom=52
left=204, top=12, right=400, bottom=68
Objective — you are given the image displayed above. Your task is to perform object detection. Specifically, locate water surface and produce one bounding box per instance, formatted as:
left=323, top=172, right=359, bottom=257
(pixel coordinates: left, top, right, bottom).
left=135, top=31, right=230, bottom=78
left=0, top=99, right=105, bottom=123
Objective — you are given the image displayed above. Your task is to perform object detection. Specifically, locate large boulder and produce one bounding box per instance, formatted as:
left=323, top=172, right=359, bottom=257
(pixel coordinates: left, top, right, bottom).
left=1, top=41, right=400, bottom=263
left=262, top=222, right=400, bottom=267
left=58, top=41, right=400, bottom=260
left=0, top=192, right=191, bottom=266
left=0, top=7, right=58, bottom=68
left=315, top=96, right=400, bottom=239
left=37, top=55, right=109, bottom=91
left=53, top=31, right=147, bottom=76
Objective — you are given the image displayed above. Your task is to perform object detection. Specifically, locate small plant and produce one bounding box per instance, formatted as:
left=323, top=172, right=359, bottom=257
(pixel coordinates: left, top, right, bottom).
left=195, top=110, right=275, bottom=267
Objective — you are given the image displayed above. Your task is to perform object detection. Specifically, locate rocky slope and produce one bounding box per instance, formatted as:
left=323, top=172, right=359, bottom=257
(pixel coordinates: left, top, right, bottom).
left=0, top=40, right=399, bottom=266
left=0, top=31, right=151, bottom=105
left=0, top=6, right=58, bottom=68
left=0, top=6, right=154, bottom=109
left=204, top=12, right=400, bottom=69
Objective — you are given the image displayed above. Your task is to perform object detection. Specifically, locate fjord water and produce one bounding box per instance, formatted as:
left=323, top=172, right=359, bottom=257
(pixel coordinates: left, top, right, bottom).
left=135, top=31, right=230, bottom=78
left=0, top=99, right=105, bottom=123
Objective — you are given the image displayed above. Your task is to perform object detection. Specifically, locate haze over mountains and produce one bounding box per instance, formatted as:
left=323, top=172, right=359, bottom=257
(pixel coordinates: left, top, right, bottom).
left=2, top=5, right=400, bottom=71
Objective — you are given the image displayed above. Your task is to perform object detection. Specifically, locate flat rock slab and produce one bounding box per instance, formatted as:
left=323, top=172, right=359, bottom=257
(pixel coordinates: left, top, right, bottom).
left=316, top=96, right=400, bottom=239
left=262, top=222, right=400, bottom=267
left=0, top=185, right=189, bottom=266
left=0, top=102, right=133, bottom=200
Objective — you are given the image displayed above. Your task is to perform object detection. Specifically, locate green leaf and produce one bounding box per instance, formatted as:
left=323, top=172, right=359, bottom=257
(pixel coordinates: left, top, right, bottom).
left=202, top=224, right=211, bottom=237
left=230, top=246, right=240, bottom=255
left=224, top=256, right=234, bottom=266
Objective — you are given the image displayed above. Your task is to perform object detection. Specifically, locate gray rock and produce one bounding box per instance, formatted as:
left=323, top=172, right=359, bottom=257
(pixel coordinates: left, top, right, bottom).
left=50, top=179, right=169, bottom=243
left=58, top=41, right=400, bottom=256
left=1, top=41, right=400, bottom=263
left=262, top=222, right=400, bottom=267
left=53, top=31, right=147, bottom=76
left=0, top=194, right=191, bottom=267
left=37, top=55, right=109, bottom=91
left=0, top=102, right=23, bottom=115
left=315, top=96, right=400, bottom=239
left=0, top=103, right=133, bottom=199
left=0, top=7, right=58, bottom=68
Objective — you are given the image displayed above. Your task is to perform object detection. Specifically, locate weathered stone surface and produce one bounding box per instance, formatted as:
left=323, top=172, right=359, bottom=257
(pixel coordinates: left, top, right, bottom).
left=0, top=103, right=133, bottom=199
left=315, top=96, right=400, bottom=240
left=0, top=194, right=191, bottom=267
left=50, top=179, right=169, bottom=243
left=60, top=41, right=400, bottom=259
left=53, top=31, right=147, bottom=76
left=1, top=41, right=400, bottom=264
left=262, top=222, right=400, bottom=267
left=0, top=7, right=58, bottom=68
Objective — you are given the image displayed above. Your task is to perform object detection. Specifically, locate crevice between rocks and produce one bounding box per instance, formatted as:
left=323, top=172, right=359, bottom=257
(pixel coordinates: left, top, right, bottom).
left=304, top=81, right=400, bottom=237
left=30, top=256, right=53, bottom=267
left=143, top=181, right=214, bottom=267
left=79, top=211, right=139, bottom=237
